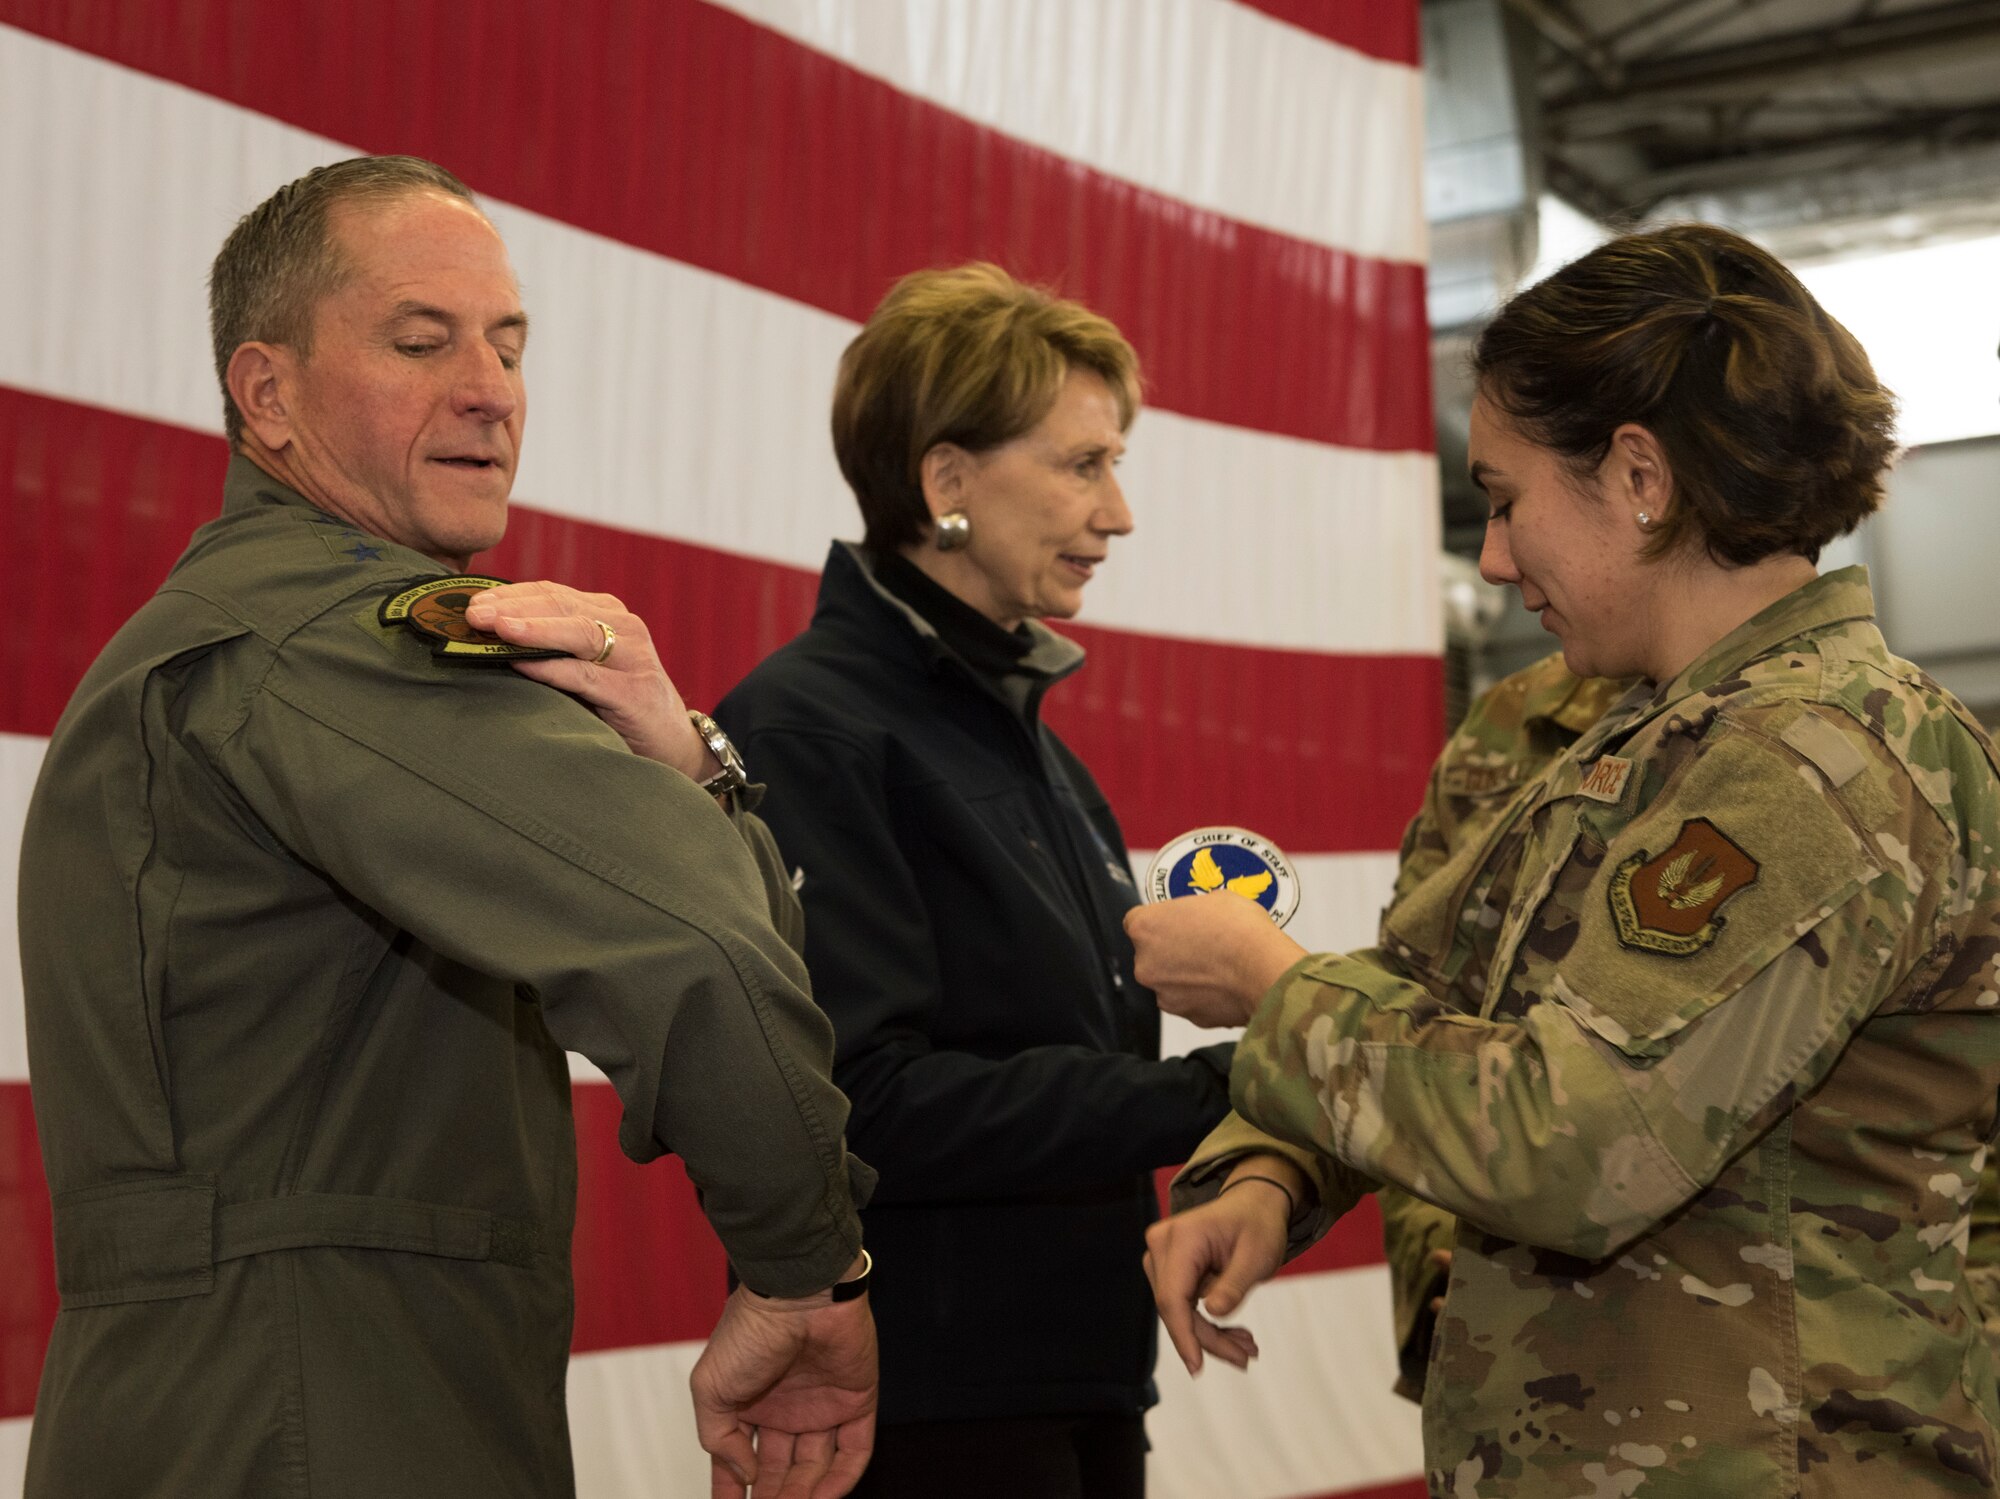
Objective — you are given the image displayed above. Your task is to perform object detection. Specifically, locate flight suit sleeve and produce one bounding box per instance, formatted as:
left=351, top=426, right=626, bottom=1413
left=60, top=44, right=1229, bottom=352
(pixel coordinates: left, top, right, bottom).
left=1227, top=716, right=1932, bottom=1263
left=212, top=614, right=868, bottom=1296
left=732, top=800, right=807, bottom=957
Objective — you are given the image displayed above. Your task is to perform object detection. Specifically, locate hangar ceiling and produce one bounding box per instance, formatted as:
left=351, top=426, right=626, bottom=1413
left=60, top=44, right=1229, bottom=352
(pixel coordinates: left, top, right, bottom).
left=1424, top=0, right=2000, bottom=720
left=1519, top=0, right=2000, bottom=259
left=1428, top=0, right=2000, bottom=551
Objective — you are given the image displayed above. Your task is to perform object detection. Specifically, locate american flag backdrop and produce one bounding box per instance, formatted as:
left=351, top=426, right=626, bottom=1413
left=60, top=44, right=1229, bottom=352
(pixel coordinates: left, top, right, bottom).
left=0, top=4, right=1442, bottom=1495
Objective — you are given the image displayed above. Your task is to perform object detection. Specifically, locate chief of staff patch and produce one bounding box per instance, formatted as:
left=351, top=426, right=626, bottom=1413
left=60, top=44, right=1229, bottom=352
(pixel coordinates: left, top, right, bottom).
left=1609, top=816, right=1759, bottom=956
left=380, top=576, right=568, bottom=663
left=1146, top=826, right=1301, bottom=928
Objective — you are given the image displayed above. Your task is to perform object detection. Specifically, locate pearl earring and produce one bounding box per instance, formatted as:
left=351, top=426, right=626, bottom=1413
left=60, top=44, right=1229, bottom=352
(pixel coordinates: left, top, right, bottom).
left=1636, top=511, right=1652, bottom=529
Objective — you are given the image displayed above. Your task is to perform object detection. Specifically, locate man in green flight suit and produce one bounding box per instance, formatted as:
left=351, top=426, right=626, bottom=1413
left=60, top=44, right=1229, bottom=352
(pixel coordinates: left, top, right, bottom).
left=20, top=156, right=876, bottom=1499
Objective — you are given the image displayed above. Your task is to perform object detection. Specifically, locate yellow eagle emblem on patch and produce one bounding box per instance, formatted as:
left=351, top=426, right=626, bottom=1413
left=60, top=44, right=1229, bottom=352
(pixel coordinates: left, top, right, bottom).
left=1656, top=851, right=1726, bottom=912
left=1187, top=846, right=1275, bottom=903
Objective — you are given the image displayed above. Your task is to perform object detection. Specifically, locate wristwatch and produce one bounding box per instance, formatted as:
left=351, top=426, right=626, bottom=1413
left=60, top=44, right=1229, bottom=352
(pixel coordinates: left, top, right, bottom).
left=830, top=1248, right=873, bottom=1302
left=687, top=710, right=749, bottom=799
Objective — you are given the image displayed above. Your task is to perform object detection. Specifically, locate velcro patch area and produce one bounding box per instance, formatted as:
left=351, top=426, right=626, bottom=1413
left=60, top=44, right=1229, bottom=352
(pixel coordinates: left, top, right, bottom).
left=379, top=575, right=568, bottom=665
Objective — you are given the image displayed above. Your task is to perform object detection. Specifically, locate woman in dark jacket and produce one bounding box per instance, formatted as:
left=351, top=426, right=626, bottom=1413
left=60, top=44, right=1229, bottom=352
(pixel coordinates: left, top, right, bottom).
left=716, top=264, right=1235, bottom=1499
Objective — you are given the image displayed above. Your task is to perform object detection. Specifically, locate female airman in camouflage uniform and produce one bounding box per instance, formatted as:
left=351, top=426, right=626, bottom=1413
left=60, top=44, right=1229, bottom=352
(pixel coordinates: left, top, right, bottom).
left=1129, top=224, right=2000, bottom=1497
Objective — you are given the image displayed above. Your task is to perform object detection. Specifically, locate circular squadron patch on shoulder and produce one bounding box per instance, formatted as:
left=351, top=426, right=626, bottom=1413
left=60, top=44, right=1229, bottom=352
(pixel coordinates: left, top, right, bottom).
left=1145, top=826, right=1301, bottom=927
left=379, top=575, right=567, bottom=663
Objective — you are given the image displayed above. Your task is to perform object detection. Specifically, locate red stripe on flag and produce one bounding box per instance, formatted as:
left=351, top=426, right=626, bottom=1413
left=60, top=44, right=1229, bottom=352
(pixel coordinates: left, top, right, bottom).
left=570, top=1083, right=730, bottom=1351
left=1044, top=626, right=1439, bottom=855
left=1231, top=1, right=1422, bottom=66
left=0, top=384, right=1441, bottom=852
left=1, top=1082, right=56, bottom=1421
left=1292, top=1482, right=1428, bottom=1499
left=0, top=0, right=1432, bottom=454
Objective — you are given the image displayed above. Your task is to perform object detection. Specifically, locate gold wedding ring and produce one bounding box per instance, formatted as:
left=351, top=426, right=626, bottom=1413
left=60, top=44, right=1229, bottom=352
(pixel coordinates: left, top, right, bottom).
left=589, top=619, right=616, bottom=665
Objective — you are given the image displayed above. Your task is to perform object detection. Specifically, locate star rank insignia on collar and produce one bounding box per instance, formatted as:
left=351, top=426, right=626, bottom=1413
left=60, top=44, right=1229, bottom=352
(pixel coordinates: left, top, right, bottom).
left=379, top=575, right=568, bottom=664
left=1608, top=817, right=1759, bottom=956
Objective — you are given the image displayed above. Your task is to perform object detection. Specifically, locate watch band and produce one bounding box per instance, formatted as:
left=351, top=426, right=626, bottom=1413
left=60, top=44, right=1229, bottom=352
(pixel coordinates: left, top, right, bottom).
left=687, top=710, right=749, bottom=798
left=830, top=1248, right=872, bottom=1303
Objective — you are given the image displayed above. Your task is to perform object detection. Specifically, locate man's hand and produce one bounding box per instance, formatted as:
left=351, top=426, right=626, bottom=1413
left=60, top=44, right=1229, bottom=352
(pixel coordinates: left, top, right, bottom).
left=1124, top=893, right=1306, bottom=1029
left=690, top=1265, right=878, bottom=1499
left=464, top=581, right=720, bottom=783
left=1144, top=1167, right=1292, bottom=1376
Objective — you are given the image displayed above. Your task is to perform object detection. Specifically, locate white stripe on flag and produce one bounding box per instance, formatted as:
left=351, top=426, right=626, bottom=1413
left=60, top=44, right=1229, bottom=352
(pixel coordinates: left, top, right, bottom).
left=0, top=1414, right=28, bottom=1495
left=708, top=0, right=1428, bottom=263
left=0, top=25, right=1441, bottom=658
left=1149, top=1265, right=1424, bottom=1498
left=565, top=1340, right=714, bottom=1498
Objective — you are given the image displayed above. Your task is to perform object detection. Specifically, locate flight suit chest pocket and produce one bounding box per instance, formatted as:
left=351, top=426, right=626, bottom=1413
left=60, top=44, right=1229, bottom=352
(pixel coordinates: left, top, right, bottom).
left=1540, top=739, right=1883, bottom=1063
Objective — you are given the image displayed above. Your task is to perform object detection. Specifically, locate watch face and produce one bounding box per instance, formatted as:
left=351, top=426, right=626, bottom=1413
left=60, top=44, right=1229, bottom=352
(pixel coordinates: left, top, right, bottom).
left=693, top=714, right=747, bottom=788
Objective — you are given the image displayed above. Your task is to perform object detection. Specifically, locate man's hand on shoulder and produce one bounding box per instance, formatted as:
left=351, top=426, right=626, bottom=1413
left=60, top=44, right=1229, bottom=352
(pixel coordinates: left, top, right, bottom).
left=464, top=581, right=722, bottom=782
left=691, top=1252, right=878, bottom=1499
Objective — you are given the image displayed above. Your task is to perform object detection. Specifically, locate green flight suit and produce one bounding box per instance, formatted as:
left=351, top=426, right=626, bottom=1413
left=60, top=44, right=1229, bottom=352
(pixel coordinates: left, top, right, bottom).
left=19, top=458, right=869, bottom=1498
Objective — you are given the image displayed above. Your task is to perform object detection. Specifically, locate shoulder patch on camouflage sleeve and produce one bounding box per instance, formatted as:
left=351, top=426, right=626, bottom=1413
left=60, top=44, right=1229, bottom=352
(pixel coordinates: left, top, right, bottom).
left=1609, top=817, right=1759, bottom=955
left=379, top=575, right=568, bottom=665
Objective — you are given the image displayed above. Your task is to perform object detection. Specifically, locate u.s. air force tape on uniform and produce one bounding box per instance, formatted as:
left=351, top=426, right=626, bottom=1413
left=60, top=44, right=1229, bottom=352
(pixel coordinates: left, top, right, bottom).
left=380, top=575, right=570, bottom=664
left=1145, top=826, right=1301, bottom=927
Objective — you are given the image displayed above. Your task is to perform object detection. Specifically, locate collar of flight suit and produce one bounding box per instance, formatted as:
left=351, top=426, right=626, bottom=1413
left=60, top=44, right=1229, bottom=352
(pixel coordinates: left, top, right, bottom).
left=220, top=451, right=333, bottom=519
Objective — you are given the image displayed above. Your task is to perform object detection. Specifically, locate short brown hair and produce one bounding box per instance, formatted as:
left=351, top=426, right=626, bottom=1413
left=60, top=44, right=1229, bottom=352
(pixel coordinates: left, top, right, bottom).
left=832, top=264, right=1141, bottom=553
left=209, top=156, right=477, bottom=444
left=1474, top=223, right=1897, bottom=566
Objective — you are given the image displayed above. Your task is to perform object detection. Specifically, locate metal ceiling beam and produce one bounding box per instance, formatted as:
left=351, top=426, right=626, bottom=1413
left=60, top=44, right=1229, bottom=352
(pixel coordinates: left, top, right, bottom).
left=1502, top=0, right=1622, bottom=89
left=1542, top=152, right=1641, bottom=221
left=1620, top=102, right=2000, bottom=202
left=1550, top=0, right=2000, bottom=120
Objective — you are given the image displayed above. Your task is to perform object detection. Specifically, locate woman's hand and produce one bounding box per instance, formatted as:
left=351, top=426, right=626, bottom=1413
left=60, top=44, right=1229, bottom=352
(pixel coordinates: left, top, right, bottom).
left=1144, top=1159, right=1298, bottom=1376
left=1124, top=892, right=1306, bottom=1029
left=465, top=581, right=721, bottom=784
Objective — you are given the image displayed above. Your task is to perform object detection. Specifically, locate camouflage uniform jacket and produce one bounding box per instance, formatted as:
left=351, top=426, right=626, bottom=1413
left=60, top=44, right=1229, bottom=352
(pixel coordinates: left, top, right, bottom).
left=1180, top=568, right=2000, bottom=1496
left=1380, top=655, right=1634, bottom=1400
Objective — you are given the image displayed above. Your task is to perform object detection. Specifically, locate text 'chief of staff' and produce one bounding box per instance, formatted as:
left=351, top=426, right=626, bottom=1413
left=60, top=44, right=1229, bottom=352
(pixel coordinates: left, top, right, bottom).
left=19, top=157, right=876, bottom=1499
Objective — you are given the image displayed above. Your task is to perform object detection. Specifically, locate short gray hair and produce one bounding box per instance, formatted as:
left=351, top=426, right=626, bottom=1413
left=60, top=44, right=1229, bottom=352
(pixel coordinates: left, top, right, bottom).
left=208, top=155, right=477, bottom=444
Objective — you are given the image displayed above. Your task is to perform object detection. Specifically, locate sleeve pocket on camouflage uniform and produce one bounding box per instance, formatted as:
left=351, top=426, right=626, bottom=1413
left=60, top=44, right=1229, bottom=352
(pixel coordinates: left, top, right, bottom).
left=1545, top=732, right=1884, bottom=1064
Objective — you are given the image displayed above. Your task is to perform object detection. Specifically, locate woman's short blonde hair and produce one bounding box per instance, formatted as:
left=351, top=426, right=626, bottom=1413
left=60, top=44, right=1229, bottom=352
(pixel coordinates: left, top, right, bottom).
left=832, top=264, right=1141, bottom=553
